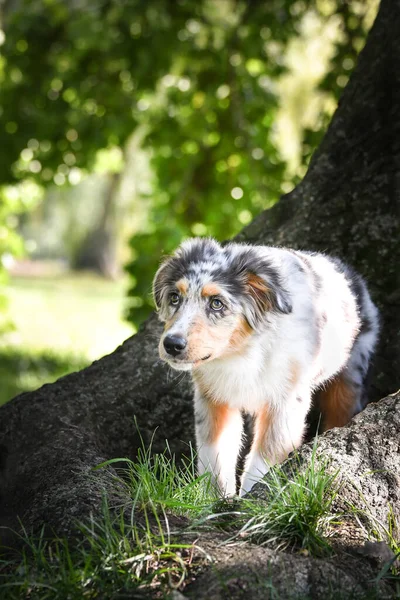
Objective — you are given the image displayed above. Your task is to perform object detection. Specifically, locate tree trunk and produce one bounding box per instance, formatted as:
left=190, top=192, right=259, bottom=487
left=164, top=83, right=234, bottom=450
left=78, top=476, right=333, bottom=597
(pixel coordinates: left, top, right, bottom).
left=0, top=0, right=399, bottom=544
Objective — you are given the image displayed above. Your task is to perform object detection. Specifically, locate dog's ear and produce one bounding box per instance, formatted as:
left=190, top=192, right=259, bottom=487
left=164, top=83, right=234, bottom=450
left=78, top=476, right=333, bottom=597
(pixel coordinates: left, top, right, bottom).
left=152, top=258, right=173, bottom=317
left=246, top=270, right=292, bottom=324
left=228, top=247, right=292, bottom=327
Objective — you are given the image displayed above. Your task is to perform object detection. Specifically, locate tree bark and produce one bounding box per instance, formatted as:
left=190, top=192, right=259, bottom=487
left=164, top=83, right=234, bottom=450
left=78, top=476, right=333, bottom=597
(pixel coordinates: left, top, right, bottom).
left=0, top=0, right=399, bottom=543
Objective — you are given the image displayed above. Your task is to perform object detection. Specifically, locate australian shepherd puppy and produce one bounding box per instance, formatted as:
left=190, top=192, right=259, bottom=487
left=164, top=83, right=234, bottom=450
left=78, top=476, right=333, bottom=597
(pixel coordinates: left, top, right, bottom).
left=153, top=238, right=379, bottom=496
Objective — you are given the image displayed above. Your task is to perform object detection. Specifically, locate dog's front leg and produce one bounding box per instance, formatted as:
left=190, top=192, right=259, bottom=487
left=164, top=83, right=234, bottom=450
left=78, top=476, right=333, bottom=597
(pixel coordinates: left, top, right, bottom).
left=194, top=388, right=243, bottom=496
left=240, top=391, right=311, bottom=496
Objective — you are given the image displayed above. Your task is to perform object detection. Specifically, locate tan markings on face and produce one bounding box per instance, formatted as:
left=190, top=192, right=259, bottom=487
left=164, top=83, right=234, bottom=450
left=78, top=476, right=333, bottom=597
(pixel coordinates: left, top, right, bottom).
left=201, top=283, right=223, bottom=297
left=176, top=278, right=189, bottom=295
left=247, top=273, right=273, bottom=312
left=319, top=372, right=356, bottom=431
left=227, top=316, right=253, bottom=354
left=187, top=315, right=236, bottom=363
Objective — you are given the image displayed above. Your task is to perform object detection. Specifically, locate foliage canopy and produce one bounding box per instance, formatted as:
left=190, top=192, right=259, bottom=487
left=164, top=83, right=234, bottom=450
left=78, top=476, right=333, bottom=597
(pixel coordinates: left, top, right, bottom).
left=0, top=0, right=375, bottom=326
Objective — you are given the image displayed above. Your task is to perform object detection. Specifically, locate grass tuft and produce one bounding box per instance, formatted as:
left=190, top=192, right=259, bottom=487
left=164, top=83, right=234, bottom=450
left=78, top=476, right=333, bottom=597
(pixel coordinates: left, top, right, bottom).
left=96, top=430, right=220, bottom=519
left=234, top=442, right=340, bottom=556
left=0, top=500, right=200, bottom=599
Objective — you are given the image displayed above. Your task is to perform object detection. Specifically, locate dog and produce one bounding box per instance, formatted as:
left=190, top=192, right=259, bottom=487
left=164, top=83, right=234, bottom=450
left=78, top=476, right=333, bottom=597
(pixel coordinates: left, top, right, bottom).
left=153, top=237, right=379, bottom=496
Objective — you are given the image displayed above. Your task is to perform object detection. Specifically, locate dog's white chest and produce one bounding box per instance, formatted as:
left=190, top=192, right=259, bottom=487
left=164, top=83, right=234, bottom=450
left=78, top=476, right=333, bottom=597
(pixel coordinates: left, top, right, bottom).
left=195, top=339, right=288, bottom=412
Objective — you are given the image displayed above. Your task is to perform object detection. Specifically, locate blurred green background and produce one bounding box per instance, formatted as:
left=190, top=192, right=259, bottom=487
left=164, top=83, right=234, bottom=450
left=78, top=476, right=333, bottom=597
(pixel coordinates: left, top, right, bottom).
left=0, top=0, right=378, bottom=405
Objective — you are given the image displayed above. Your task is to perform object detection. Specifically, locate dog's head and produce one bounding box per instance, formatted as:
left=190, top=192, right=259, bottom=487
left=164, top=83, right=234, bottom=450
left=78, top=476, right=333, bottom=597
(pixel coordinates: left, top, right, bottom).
left=153, top=238, right=292, bottom=371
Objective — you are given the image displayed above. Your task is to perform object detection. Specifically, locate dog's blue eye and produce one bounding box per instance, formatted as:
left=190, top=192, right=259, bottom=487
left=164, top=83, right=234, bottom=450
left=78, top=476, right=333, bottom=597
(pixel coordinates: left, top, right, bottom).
left=170, top=293, right=180, bottom=306
left=210, top=298, right=223, bottom=311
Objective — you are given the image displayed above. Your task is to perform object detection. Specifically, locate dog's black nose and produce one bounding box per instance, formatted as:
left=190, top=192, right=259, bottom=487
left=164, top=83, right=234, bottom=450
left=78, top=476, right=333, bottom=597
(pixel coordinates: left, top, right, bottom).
left=163, top=335, right=187, bottom=357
